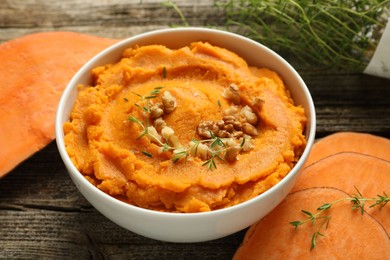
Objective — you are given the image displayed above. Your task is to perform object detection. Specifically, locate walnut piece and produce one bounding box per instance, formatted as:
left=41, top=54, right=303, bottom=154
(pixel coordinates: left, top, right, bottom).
left=197, top=120, right=219, bottom=138
left=242, top=123, right=258, bottom=136
left=222, top=83, right=241, bottom=105
left=154, top=117, right=166, bottom=132
left=150, top=103, right=164, bottom=118
left=240, top=105, right=257, bottom=125
left=162, top=91, right=177, bottom=113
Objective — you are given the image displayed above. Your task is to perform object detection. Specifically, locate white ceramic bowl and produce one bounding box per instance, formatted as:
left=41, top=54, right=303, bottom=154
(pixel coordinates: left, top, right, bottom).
left=55, top=27, right=316, bottom=243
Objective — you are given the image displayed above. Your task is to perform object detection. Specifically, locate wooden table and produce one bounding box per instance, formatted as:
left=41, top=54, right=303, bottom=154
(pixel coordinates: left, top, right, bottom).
left=1, top=1, right=389, bottom=259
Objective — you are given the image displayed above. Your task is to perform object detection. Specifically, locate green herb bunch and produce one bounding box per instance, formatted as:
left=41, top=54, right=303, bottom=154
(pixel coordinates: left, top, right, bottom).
left=217, top=0, right=389, bottom=71
left=165, top=0, right=389, bottom=71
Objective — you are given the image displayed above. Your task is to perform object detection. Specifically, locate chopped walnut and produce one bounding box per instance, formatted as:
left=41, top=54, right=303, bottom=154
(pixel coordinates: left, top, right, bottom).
left=251, top=97, right=264, bottom=108
left=224, top=123, right=235, bottom=132
left=224, top=138, right=237, bottom=148
left=217, top=130, right=231, bottom=138
left=223, top=115, right=236, bottom=125
left=197, top=103, right=259, bottom=140
left=232, top=131, right=244, bottom=139
left=223, top=105, right=239, bottom=116
left=154, top=117, right=166, bottom=132
left=225, top=145, right=241, bottom=162
left=224, top=139, right=241, bottom=162
left=161, top=126, right=181, bottom=148
left=216, top=120, right=225, bottom=129
left=197, top=120, right=219, bottom=138
left=242, top=123, right=258, bottom=136
left=222, top=83, right=241, bottom=105
left=146, top=126, right=162, bottom=143
left=240, top=105, right=257, bottom=125
left=162, top=91, right=177, bottom=113
left=161, top=126, right=174, bottom=141
left=169, top=135, right=181, bottom=148
left=240, top=136, right=255, bottom=152
left=233, top=121, right=242, bottom=131
left=150, top=103, right=164, bottom=118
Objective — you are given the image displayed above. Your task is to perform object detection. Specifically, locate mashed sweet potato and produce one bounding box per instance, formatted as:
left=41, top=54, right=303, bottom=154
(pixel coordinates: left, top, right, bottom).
left=63, top=42, right=307, bottom=213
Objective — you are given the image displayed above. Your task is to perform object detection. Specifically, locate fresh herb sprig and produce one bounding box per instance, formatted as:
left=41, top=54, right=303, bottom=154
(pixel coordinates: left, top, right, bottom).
left=128, top=115, right=172, bottom=151
left=172, top=134, right=228, bottom=170
left=201, top=132, right=227, bottom=170
left=129, top=86, right=173, bottom=153
left=290, top=187, right=390, bottom=251
left=202, top=151, right=224, bottom=170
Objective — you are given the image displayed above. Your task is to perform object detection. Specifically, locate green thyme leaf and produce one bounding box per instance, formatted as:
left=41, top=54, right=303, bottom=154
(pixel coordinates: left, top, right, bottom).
left=240, top=137, right=246, bottom=147
left=289, top=221, right=303, bottom=229
left=136, top=131, right=148, bottom=140
left=317, top=203, right=332, bottom=211
left=162, top=143, right=171, bottom=152
left=162, top=66, right=167, bottom=78
left=310, top=231, right=325, bottom=251
left=130, top=91, right=142, bottom=98
left=192, top=139, right=201, bottom=157
left=142, top=151, right=153, bottom=157
left=129, top=116, right=143, bottom=125
left=301, top=210, right=314, bottom=218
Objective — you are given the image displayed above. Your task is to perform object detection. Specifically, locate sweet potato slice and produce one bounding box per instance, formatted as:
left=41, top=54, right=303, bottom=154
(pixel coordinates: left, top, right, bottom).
left=293, top=152, right=390, bottom=235
left=234, top=187, right=390, bottom=259
left=304, top=132, right=390, bottom=166
left=0, top=32, right=118, bottom=178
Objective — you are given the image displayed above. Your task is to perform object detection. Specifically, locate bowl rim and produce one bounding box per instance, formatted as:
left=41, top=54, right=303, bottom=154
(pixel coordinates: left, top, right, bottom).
left=55, top=27, right=316, bottom=218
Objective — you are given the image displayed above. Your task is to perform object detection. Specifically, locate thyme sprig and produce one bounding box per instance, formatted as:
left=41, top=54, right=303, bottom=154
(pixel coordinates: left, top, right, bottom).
left=202, top=151, right=224, bottom=170
left=290, top=187, right=390, bottom=251
left=201, top=133, right=227, bottom=170
left=172, top=134, right=228, bottom=170
left=129, top=115, right=171, bottom=151
left=129, top=86, right=173, bottom=153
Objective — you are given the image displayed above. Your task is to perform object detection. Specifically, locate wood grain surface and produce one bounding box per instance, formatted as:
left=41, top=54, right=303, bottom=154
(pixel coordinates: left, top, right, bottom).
left=1, top=0, right=390, bottom=259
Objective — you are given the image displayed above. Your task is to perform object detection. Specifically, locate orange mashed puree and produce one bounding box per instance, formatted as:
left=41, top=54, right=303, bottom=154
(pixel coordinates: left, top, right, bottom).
left=63, top=42, right=307, bottom=213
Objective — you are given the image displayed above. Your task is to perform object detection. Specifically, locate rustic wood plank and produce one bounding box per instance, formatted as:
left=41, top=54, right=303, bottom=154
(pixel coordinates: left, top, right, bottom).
left=302, top=72, right=390, bottom=138
left=0, top=0, right=225, bottom=43
left=0, top=209, right=244, bottom=259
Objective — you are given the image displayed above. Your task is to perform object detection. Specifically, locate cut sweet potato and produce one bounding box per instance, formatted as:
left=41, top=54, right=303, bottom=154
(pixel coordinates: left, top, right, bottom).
left=304, top=132, right=390, bottom=167
left=292, top=152, right=390, bottom=235
left=0, top=32, right=118, bottom=178
left=234, top=187, right=390, bottom=259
